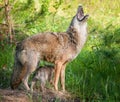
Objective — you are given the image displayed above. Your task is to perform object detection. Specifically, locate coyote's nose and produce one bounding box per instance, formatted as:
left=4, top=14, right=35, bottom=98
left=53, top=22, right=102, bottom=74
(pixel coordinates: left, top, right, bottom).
left=78, top=4, right=83, bottom=8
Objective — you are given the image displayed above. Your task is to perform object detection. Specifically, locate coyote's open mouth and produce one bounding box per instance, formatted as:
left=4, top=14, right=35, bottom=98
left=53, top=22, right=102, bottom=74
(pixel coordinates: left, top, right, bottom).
left=77, top=6, right=89, bottom=21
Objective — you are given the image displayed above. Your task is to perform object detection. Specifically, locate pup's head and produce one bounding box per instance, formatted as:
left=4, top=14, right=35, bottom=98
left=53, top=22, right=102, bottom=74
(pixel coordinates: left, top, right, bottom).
left=76, top=5, right=89, bottom=22
left=45, top=65, right=55, bottom=74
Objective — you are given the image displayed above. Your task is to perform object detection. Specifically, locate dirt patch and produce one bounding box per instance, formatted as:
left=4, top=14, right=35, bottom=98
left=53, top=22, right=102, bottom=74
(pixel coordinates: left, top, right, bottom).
left=0, top=89, right=81, bottom=102
left=0, top=89, right=29, bottom=102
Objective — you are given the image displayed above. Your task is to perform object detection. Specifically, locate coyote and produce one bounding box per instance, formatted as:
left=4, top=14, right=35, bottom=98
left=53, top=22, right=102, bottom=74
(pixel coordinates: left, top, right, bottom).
left=10, top=5, right=89, bottom=91
left=30, top=65, right=54, bottom=92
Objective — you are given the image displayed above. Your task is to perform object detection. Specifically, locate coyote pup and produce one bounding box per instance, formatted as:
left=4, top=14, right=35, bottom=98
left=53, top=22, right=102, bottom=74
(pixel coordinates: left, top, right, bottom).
left=30, top=65, right=54, bottom=92
left=11, top=5, right=89, bottom=91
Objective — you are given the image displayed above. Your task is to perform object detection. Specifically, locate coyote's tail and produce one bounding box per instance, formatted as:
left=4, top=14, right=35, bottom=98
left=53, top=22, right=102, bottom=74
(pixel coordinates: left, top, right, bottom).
left=10, top=60, right=27, bottom=89
left=10, top=47, right=27, bottom=89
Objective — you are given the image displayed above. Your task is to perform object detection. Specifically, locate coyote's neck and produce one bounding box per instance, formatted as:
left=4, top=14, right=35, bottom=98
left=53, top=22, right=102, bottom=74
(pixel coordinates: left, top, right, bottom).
left=67, top=16, right=88, bottom=52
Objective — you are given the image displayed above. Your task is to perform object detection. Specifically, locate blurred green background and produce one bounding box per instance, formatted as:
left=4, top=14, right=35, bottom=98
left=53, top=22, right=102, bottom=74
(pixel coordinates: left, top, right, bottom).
left=0, top=0, right=120, bottom=101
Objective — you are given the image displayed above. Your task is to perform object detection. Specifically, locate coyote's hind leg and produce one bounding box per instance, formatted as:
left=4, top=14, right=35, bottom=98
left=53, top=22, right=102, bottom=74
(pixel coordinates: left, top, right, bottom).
left=22, top=73, right=30, bottom=90
left=22, top=63, right=38, bottom=90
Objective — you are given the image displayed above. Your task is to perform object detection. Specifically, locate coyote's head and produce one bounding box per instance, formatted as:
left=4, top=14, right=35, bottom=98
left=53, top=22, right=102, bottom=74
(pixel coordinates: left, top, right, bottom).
left=76, top=5, right=89, bottom=22
left=70, top=5, right=89, bottom=27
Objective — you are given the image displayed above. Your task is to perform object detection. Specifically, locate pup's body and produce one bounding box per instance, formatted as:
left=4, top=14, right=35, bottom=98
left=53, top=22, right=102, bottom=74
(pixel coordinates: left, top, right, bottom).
left=10, top=6, right=89, bottom=91
left=30, top=65, right=54, bottom=92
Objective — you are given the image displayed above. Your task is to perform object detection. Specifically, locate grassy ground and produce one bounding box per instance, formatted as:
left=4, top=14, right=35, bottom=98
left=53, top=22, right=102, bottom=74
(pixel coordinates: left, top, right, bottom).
left=0, top=0, right=120, bottom=101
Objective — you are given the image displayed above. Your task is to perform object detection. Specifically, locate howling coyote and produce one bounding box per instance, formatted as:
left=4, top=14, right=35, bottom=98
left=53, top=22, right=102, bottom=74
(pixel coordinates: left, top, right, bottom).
left=10, top=5, right=89, bottom=91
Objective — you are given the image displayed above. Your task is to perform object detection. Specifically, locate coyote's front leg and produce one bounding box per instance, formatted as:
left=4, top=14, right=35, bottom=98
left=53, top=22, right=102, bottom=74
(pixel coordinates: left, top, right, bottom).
left=54, top=62, right=63, bottom=91
left=60, top=64, right=66, bottom=92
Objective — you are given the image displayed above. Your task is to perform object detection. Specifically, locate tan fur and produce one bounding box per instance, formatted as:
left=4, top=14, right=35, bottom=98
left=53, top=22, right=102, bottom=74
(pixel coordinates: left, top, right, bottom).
left=10, top=6, right=89, bottom=91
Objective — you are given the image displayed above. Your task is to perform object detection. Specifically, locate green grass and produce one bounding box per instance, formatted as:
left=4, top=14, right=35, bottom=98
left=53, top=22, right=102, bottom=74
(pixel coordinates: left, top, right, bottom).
left=0, top=44, right=15, bottom=88
left=0, top=0, right=120, bottom=101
